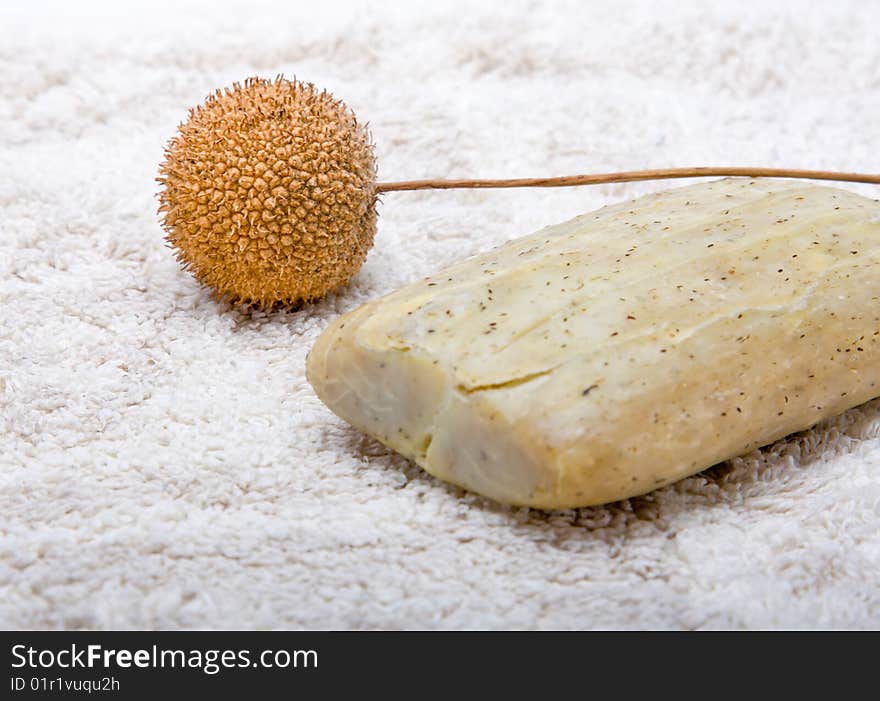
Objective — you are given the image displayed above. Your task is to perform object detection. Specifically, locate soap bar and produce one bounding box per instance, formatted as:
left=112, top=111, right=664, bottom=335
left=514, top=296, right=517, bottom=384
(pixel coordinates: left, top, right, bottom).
left=307, top=179, right=880, bottom=508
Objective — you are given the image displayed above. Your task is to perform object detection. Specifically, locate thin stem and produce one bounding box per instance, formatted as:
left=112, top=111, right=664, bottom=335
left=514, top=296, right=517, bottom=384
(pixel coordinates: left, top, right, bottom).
left=376, top=167, right=880, bottom=193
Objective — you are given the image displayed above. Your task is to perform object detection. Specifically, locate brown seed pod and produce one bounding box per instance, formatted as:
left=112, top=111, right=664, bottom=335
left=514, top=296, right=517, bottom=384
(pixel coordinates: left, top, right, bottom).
left=158, top=76, right=880, bottom=308
left=158, top=76, right=377, bottom=306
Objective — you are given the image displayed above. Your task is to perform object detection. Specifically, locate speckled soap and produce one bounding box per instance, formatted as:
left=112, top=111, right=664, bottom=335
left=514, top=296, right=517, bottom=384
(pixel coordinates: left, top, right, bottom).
left=307, top=179, right=880, bottom=508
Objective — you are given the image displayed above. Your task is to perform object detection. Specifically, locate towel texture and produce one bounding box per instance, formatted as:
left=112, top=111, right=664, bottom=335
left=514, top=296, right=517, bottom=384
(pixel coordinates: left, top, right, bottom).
left=2, top=0, right=879, bottom=629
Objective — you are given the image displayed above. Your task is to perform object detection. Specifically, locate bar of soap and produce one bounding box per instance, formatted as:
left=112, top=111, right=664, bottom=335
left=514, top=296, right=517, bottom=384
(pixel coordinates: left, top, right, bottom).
left=307, top=179, right=880, bottom=508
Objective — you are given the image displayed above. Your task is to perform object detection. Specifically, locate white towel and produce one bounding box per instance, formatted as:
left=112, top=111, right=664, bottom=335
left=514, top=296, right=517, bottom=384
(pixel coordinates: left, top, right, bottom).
left=2, top=0, right=879, bottom=629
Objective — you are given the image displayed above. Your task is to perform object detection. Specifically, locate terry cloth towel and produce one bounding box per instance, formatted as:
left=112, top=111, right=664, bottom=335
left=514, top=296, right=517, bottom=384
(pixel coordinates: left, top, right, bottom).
left=2, top=0, right=879, bottom=629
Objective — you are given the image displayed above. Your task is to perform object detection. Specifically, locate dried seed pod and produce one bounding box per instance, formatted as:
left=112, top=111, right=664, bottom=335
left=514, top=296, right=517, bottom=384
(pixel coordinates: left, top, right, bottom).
left=158, top=76, right=880, bottom=308
left=158, top=76, right=377, bottom=306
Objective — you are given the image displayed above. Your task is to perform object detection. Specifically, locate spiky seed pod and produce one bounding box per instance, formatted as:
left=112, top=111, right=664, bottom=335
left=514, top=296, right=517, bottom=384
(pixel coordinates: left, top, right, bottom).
left=157, top=76, right=378, bottom=306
